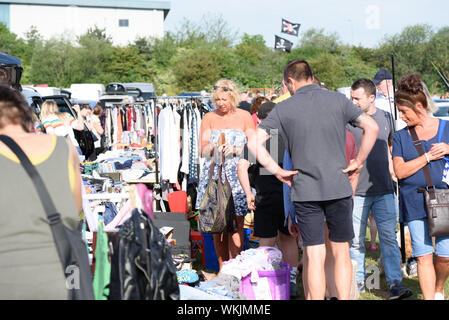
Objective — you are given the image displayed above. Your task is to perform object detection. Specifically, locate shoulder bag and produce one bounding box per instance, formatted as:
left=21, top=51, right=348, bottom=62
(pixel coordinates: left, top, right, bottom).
left=0, top=135, right=94, bottom=300
left=409, top=122, right=449, bottom=237
left=198, top=153, right=236, bottom=234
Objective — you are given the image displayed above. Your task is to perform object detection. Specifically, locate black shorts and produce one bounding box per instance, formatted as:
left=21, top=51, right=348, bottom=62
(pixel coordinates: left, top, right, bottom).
left=253, top=191, right=290, bottom=238
left=293, top=196, right=354, bottom=247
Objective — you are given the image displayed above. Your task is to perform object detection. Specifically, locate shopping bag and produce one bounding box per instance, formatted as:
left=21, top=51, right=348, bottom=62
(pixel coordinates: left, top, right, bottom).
left=198, top=159, right=236, bottom=234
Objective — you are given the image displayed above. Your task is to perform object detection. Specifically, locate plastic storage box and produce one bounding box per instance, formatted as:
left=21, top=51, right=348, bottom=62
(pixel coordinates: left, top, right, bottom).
left=239, top=262, right=290, bottom=300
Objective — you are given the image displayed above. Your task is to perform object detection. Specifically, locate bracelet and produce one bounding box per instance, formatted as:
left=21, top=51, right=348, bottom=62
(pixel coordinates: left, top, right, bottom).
left=424, top=152, right=430, bottom=163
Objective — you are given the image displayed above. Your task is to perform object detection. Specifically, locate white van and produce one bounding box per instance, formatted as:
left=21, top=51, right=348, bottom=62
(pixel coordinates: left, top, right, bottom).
left=33, top=86, right=61, bottom=97
left=70, top=83, right=105, bottom=102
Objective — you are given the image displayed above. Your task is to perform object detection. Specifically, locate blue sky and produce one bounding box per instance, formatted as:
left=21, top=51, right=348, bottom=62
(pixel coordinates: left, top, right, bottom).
left=164, top=0, right=449, bottom=48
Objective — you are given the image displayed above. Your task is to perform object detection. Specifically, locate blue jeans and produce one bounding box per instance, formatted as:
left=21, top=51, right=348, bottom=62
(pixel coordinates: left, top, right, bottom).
left=407, top=219, right=449, bottom=258
left=350, top=194, right=402, bottom=285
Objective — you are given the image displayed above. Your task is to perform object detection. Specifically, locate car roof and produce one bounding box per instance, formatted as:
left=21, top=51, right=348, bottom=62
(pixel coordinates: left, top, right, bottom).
left=0, top=52, right=21, bottom=66
left=124, top=82, right=154, bottom=93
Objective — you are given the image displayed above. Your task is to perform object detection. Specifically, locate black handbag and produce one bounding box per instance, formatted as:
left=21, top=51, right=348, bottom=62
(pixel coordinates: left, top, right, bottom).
left=0, top=135, right=94, bottom=300
left=73, top=124, right=95, bottom=159
left=409, top=126, right=449, bottom=237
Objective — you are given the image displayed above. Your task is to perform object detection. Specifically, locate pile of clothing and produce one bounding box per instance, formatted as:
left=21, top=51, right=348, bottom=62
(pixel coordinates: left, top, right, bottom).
left=93, top=148, right=155, bottom=182
left=179, top=247, right=285, bottom=300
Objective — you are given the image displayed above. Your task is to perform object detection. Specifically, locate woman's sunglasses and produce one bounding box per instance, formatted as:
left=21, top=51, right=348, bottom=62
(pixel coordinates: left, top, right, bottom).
left=213, top=86, right=231, bottom=92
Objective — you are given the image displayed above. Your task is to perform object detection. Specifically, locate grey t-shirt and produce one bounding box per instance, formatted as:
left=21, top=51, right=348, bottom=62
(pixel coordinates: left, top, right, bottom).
left=347, top=108, right=395, bottom=196
left=259, top=84, right=363, bottom=202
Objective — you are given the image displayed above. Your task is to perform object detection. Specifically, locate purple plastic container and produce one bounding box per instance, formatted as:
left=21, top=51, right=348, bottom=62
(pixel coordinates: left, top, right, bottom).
left=239, top=262, right=290, bottom=300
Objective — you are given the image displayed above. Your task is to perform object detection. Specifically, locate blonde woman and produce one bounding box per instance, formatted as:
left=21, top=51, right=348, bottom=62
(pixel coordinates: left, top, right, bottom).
left=196, top=79, right=256, bottom=271
left=40, top=100, right=83, bottom=155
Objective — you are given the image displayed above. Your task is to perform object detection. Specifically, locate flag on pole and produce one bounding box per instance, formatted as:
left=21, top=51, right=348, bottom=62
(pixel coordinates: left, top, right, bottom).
left=274, top=35, right=293, bottom=53
left=281, top=19, right=300, bottom=36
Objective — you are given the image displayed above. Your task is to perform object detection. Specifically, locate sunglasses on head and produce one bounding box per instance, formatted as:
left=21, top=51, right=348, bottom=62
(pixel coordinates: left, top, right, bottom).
left=213, top=85, right=231, bottom=92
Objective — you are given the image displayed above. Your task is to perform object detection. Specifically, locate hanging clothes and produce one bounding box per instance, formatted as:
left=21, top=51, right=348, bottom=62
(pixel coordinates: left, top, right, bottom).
left=189, top=104, right=199, bottom=181
left=116, top=107, right=123, bottom=144
left=93, top=218, right=111, bottom=300
left=158, top=104, right=181, bottom=183
left=180, top=104, right=191, bottom=175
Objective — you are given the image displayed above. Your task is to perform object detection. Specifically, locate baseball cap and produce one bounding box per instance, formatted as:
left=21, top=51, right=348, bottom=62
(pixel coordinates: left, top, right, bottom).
left=372, top=69, right=392, bottom=85
left=257, top=101, right=276, bottom=120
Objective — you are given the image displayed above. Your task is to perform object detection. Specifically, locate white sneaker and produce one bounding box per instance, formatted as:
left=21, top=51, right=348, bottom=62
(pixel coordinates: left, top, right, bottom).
left=435, top=292, right=445, bottom=300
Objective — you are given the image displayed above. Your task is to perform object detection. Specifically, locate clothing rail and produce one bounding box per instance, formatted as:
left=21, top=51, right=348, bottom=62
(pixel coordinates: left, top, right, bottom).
left=149, top=96, right=207, bottom=186
left=155, top=95, right=204, bottom=99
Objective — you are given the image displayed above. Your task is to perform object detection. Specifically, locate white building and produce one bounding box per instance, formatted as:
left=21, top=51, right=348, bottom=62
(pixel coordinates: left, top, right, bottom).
left=0, top=0, right=171, bottom=46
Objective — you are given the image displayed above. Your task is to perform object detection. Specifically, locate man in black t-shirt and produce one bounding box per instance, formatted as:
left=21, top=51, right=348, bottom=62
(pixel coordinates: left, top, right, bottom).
left=237, top=101, right=299, bottom=298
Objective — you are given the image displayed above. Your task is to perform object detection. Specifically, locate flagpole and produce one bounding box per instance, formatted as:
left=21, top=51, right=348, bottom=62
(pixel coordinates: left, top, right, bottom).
left=391, top=53, right=406, bottom=266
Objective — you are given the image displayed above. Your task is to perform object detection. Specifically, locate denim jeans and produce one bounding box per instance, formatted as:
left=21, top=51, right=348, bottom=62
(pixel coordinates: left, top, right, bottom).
left=350, top=193, right=402, bottom=285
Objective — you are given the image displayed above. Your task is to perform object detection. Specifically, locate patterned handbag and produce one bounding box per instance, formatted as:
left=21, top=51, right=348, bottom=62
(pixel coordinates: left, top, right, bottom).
left=198, top=156, right=236, bottom=234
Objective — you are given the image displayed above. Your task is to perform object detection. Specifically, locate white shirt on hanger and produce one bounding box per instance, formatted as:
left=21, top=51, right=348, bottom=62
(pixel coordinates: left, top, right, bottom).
left=158, top=105, right=181, bottom=183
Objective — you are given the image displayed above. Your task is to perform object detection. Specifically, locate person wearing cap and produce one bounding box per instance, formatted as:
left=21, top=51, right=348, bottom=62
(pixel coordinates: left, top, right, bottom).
left=246, top=59, right=379, bottom=300
left=373, top=69, right=407, bottom=130
left=237, top=100, right=299, bottom=298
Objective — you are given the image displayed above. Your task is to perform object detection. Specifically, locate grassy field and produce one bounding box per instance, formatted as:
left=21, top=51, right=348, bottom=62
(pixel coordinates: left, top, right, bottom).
left=292, top=227, right=449, bottom=300
left=194, top=225, right=449, bottom=300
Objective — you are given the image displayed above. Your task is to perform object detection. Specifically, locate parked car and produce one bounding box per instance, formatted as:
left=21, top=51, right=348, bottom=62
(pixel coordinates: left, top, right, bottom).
left=433, top=99, right=449, bottom=121
left=124, top=82, right=155, bottom=101
left=100, top=82, right=136, bottom=107
left=0, top=52, right=23, bottom=91
left=21, top=86, right=43, bottom=115
left=33, top=86, right=61, bottom=97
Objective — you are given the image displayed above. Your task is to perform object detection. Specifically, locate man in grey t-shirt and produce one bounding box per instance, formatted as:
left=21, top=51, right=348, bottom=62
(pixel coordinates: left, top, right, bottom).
left=348, top=78, right=412, bottom=300
left=246, top=59, right=379, bottom=300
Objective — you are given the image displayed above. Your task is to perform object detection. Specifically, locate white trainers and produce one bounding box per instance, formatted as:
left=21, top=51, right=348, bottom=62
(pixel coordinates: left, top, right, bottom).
left=435, top=292, right=445, bottom=300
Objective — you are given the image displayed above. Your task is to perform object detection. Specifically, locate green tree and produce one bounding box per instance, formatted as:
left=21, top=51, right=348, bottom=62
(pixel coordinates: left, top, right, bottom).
left=425, top=27, right=449, bottom=92
left=300, top=28, right=342, bottom=53
left=73, top=28, right=114, bottom=83
left=375, top=24, right=433, bottom=80
left=233, top=34, right=274, bottom=87
left=106, top=46, right=152, bottom=83
left=29, top=37, right=78, bottom=87
left=308, top=52, right=346, bottom=90
left=0, top=23, right=28, bottom=61
left=171, top=47, right=225, bottom=91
